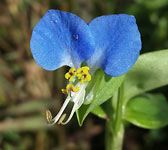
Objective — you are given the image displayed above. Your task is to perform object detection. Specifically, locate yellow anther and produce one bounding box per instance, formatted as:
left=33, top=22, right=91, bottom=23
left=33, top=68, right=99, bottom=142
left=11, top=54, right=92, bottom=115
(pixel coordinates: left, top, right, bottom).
left=73, top=86, right=80, bottom=93
left=61, top=84, right=80, bottom=94
left=76, top=66, right=89, bottom=77
left=46, top=110, right=53, bottom=123
left=76, top=66, right=91, bottom=84
left=58, top=114, right=67, bottom=124
left=80, top=73, right=91, bottom=84
left=65, top=67, right=76, bottom=82
left=61, top=88, right=68, bottom=94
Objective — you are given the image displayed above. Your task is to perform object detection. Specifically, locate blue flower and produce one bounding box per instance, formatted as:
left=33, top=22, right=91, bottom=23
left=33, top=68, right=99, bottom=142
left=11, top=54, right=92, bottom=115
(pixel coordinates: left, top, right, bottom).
left=30, top=10, right=141, bottom=125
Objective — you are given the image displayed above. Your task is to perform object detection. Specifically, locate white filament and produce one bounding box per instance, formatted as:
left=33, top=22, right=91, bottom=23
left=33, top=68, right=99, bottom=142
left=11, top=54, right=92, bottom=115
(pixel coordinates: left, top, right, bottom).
left=61, top=84, right=86, bottom=125
left=51, top=95, right=71, bottom=125
left=51, top=82, right=87, bottom=125
left=61, top=86, right=85, bottom=125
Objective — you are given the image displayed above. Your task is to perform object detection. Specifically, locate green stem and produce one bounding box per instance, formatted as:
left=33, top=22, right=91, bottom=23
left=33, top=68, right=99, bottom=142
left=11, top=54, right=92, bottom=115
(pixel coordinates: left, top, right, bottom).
left=106, top=83, right=125, bottom=150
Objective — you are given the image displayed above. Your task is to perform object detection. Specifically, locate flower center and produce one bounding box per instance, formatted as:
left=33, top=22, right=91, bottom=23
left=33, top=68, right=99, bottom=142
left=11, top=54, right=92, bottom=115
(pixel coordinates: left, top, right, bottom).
left=46, top=66, right=92, bottom=125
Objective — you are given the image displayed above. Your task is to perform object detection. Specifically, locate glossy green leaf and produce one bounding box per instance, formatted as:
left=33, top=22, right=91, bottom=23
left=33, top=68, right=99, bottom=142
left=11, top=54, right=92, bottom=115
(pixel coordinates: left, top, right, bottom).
left=77, top=69, right=125, bottom=126
left=91, top=106, right=107, bottom=119
left=125, top=50, right=168, bottom=101
left=124, top=94, right=168, bottom=129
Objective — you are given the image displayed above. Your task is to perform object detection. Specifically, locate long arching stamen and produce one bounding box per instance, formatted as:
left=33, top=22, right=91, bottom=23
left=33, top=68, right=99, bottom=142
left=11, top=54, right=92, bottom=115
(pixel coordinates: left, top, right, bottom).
left=58, top=113, right=67, bottom=124
left=47, top=96, right=71, bottom=125
left=60, top=85, right=86, bottom=125
left=61, top=103, right=77, bottom=125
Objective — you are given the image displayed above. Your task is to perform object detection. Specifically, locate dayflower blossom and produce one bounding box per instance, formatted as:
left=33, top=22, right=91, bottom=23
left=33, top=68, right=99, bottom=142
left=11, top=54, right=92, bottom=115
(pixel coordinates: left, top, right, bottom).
left=30, top=10, right=141, bottom=125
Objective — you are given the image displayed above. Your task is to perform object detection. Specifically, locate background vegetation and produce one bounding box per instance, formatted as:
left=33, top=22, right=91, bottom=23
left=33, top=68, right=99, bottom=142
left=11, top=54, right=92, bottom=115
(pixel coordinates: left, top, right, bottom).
left=0, top=0, right=168, bottom=149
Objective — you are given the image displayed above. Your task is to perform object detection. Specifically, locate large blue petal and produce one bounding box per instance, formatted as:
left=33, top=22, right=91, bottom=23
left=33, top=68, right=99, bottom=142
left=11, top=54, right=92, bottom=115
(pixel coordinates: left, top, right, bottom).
left=30, top=10, right=95, bottom=70
left=87, top=14, right=141, bottom=76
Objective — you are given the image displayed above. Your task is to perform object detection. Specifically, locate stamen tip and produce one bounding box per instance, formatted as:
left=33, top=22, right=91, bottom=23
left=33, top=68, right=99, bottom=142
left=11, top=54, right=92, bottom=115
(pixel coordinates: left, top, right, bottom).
left=46, top=110, right=53, bottom=123
left=58, top=113, right=67, bottom=124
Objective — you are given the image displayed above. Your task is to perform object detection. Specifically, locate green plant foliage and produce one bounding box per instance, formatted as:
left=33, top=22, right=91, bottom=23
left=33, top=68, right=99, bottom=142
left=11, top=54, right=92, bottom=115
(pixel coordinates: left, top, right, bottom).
left=124, top=94, right=168, bottom=129
left=91, top=105, right=107, bottom=119
left=76, top=69, right=125, bottom=126
left=125, top=50, right=168, bottom=102
left=136, top=0, right=168, bottom=9
left=90, top=50, right=168, bottom=121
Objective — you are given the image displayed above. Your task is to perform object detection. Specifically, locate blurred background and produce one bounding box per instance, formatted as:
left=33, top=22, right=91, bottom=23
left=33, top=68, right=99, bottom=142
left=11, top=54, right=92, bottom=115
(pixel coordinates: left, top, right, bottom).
left=0, top=0, right=168, bottom=150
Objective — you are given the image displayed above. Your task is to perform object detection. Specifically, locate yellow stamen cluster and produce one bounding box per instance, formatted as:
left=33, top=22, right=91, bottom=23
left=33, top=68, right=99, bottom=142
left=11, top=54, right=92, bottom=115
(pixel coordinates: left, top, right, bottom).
left=46, top=66, right=92, bottom=125
left=61, top=84, right=80, bottom=94
left=76, top=66, right=91, bottom=84
left=61, top=66, right=91, bottom=94
left=65, top=67, right=76, bottom=82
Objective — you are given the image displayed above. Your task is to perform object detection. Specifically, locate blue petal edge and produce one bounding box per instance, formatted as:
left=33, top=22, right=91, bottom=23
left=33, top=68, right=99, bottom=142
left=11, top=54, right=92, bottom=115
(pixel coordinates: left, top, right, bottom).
left=30, top=10, right=95, bottom=71
left=87, top=14, right=142, bottom=76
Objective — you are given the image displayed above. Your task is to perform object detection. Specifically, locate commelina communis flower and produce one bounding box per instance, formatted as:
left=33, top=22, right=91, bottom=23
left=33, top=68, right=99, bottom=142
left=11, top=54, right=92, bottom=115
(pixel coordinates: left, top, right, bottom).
left=30, top=10, right=141, bottom=125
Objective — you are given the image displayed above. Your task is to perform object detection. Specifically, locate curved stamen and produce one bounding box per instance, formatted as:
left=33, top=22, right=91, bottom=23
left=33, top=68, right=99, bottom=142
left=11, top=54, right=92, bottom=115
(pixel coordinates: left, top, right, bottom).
left=61, top=103, right=77, bottom=125
left=60, top=84, right=86, bottom=125
left=46, top=95, right=71, bottom=125
left=58, top=113, right=67, bottom=124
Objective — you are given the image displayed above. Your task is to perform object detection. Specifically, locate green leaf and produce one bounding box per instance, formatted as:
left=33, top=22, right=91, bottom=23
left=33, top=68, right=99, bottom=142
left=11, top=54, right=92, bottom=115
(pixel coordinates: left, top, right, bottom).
left=125, top=50, right=168, bottom=101
left=4, top=99, right=57, bottom=116
left=124, top=94, right=168, bottom=129
left=76, top=69, right=125, bottom=126
left=0, top=116, right=49, bottom=131
left=91, top=106, right=107, bottom=119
